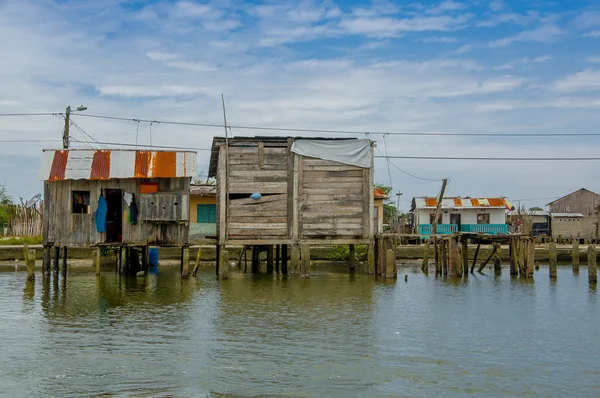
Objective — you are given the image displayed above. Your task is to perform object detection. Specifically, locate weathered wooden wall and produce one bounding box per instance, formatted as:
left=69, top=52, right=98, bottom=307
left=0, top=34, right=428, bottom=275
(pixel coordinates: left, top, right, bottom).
left=549, top=189, right=600, bottom=216
left=215, top=139, right=374, bottom=243
left=43, top=177, right=190, bottom=247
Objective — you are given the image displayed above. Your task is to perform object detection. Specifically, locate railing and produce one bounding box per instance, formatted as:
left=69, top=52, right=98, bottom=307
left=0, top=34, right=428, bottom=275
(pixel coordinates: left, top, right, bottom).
left=460, top=224, right=508, bottom=235
left=419, top=224, right=508, bottom=235
left=419, top=224, right=458, bottom=235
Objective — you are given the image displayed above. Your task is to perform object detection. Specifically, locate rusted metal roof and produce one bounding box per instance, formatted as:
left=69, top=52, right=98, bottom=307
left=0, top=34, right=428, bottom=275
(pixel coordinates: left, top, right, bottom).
left=190, top=184, right=216, bottom=196
left=412, top=197, right=508, bottom=210
left=374, top=188, right=388, bottom=199
left=39, top=149, right=196, bottom=181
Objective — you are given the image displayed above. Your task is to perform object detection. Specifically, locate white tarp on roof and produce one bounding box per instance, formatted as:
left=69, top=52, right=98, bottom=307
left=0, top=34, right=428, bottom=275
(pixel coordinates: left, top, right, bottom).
left=291, top=139, right=371, bottom=168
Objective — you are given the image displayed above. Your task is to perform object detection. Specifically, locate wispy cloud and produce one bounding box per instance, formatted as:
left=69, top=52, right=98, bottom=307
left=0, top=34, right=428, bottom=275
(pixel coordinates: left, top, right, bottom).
left=489, top=25, right=562, bottom=47
left=574, top=11, right=600, bottom=30
left=552, top=69, right=600, bottom=92
left=427, top=1, right=466, bottom=14
left=339, top=14, right=472, bottom=38
left=583, top=30, right=600, bottom=38
left=417, top=36, right=458, bottom=43
left=495, top=55, right=551, bottom=70
left=587, top=56, right=600, bottom=63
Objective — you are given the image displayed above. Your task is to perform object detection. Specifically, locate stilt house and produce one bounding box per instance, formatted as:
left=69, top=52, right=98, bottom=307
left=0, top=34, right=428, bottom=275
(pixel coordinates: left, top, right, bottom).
left=208, top=136, right=375, bottom=275
left=39, top=149, right=196, bottom=248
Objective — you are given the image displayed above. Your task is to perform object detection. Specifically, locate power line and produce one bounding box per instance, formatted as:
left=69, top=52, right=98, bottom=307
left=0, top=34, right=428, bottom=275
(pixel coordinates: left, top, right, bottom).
left=70, top=138, right=210, bottom=151
left=0, top=139, right=61, bottom=143
left=0, top=113, right=58, bottom=117
left=376, top=155, right=600, bottom=161
left=374, top=146, right=443, bottom=182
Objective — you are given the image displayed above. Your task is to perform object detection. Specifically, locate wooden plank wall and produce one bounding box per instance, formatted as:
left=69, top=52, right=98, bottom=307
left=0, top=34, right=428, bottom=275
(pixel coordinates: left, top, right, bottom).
left=226, top=144, right=289, bottom=239
left=300, top=157, right=366, bottom=238
left=44, top=177, right=190, bottom=247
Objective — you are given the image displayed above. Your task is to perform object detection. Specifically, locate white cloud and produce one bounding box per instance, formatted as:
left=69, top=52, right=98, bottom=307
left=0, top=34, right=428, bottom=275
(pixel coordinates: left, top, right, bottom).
left=552, top=70, right=600, bottom=92
left=171, top=1, right=218, bottom=19
left=339, top=14, right=472, bottom=38
left=583, top=30, right=600, bottom=38
left=489, top=0, right=506, bottom=12
left=418, top=36, right=458, bottom=43
left=587, top=56, right=600, bottom=63
left=97, top=85, right=210, bottom=98
left=495, top=55, right=551, bottom=70
left=489, top=25, right=562, bottom=47
left=146, top=52, right=180, bottom=61
left=164, top=61, right=215, bottom=72
left=427, top=1, right=466, bottom=14
left=574, top=11, right=600, bottom=30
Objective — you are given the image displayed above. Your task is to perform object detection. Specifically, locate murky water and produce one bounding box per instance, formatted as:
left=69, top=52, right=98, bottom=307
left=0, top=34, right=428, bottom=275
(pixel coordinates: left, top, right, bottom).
left=0, top=264, right=599, bottom=397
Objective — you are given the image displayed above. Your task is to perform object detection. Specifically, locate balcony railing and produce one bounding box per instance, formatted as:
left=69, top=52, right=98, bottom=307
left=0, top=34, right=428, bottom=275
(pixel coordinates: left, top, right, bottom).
left=419, top=223, right=508, bottom=235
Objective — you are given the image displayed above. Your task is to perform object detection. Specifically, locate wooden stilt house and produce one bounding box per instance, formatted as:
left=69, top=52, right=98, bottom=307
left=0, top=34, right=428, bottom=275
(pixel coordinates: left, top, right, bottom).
left=38, top=149, right=196, bottom=274
left=208, top=136, right=375, bottom=277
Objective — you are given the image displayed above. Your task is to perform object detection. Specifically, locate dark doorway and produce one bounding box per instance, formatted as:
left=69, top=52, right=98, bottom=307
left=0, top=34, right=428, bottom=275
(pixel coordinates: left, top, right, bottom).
left=450, top=213, right=461, bottom=227
left=105, top=189, right=123, bottom=243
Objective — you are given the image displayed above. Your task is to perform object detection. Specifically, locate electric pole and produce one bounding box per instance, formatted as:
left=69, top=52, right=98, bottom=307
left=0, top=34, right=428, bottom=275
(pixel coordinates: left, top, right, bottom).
left=62, top=106, right=71, bottom=149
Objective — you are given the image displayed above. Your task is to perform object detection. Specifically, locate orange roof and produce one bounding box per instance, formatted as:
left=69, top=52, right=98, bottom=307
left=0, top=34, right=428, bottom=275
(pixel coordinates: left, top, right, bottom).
left=374, top=188, right=388, bottom=199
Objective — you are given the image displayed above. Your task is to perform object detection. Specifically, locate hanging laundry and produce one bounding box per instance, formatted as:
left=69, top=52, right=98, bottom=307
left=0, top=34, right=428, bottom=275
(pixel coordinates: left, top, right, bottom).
left=129, top=193, right=138, bottom=225
left=96, top=194, right=108, bottom=233
left=123, top=192, right=133, bottom=207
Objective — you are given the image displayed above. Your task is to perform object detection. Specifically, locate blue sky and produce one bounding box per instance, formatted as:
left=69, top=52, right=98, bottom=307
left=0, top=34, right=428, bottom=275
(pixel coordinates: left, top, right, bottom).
left=1, top=0, right=600, bottom=210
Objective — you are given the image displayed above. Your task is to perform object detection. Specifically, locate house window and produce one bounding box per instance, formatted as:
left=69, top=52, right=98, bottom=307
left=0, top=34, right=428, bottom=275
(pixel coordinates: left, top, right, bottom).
left=197, top=204, right=216, bottom=223
left=72, top=191, right=90, bottom=214
left=477, top=213, right=490, bottom=225
left=429, top=214, right=442, bottom=224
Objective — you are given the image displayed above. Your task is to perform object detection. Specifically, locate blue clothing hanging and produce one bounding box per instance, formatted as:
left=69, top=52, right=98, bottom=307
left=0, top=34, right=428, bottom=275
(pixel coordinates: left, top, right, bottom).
left=96, top=194, right=108, bottom=233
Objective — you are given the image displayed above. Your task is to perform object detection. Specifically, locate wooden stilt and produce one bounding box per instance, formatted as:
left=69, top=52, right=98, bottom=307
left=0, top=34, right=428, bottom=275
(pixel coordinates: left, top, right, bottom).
left=120, top=247, right=127, bottom=275
left=275, top=245, right=280, bottom=274
left=300, top=244, right=310, bottom=278
left=549, top=241, right=557, bottom=279
left=422, top=239, right=430, bottom=275
left=526, top=238, right=535, bottom=279
left=53, top=246, right=60, bottom=273
left=281, top=245, right=288, bottom=275
left=181, top=247, right=190, bottom=279
left=478, top=245, right=496, bottom=273
left=462, top=237, right=469, bottom=277
left=26, top=249, right=35, bottom=281
left=244, top=246, right=248, bottom=273
left=267, top=245, right=274, bottom=274
left=509, top=238, right=518, bottom=275
left=434, top=237, right=439, bottom=275
left=367, top=240, right=375, bottom=274
left=386, top=248, right=397, bottom=279
left=216, top=244, right=221, bottom=276
left=588, top=245, right=597, bottom=284
left=441, top=238, right=448, bottom=276
left=192, top=247, right=202, bottom=277
left=95, top=247, right=101, bottom=276
left=493, top=242, right=502, bottom=275
left=252, top=245, right=260, bottom=274
left=219, top=249, right=230, bottom=280
left=23, top=243, right=29, bottom=265
left=448, top=235, right=462, bottom=277
left=43, top=246, right=51, bottom=277
left=470, top=243, right=481, bottom=274
left=142, top=246, right=148, bottom=272
left=572, top=240, right=580, bottom=273
left=349, top=244, right=356, bottom=273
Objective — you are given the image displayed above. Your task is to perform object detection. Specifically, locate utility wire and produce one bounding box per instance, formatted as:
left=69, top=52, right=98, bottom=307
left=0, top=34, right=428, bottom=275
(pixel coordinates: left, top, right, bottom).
left=0, top=113, right=58, bottom=116
left=376, top=155, right=600, bottom=161
left=0, top=139, right=61, bottom=143
left=373, top=146, right=443, bottom=182
left=70, top=139, right=210, bottom=151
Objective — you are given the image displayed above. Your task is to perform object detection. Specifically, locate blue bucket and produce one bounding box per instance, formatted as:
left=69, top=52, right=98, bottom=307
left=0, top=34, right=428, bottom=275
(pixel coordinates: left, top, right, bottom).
left=148, top=247, right=159, bottom=267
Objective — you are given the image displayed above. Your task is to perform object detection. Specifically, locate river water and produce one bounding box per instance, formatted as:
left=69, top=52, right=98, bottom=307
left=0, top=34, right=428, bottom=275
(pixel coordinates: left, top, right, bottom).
left=0, top=264, right=598, bottom=397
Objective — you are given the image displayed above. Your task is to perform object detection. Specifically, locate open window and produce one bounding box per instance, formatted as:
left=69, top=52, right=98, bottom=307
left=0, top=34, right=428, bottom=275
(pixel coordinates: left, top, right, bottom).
left=72, top=191, right=90, bottom=214
left=477, top=213, right=490, bottom=225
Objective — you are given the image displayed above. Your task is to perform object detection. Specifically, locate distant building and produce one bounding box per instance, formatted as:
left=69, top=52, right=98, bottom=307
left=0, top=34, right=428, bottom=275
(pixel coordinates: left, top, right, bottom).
left=530, top=211, right=551, bottom=237
left=373, top=188, right=388, bottom=234
left=547, top=188, right=600, bottom=240
left=411, top=197, right=509, bottom=236
left=189, top=184, right=216, bottom=241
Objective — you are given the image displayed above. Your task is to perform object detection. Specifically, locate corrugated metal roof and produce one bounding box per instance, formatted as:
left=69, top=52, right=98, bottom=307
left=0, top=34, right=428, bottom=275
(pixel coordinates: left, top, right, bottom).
left=374, top=188, right=388, bottom=199
left=190, top=184, right=216, bottom=196
left=39, top=149, right=196, bottom=181
left=413, top=197, right=508, bottom=209
left=551, top=213, right=584, bottom=218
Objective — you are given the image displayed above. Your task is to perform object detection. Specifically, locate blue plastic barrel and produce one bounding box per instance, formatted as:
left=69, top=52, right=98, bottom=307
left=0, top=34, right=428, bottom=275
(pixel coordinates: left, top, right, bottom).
left=148, top=247, right=159, bottom=267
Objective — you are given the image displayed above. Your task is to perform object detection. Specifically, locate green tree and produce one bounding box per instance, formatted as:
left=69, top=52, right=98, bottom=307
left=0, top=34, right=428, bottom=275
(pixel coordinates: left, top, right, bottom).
left=0, top=184, right=13, bottom=228
left=530, top=206, right=543, bottom=211
left=374, top=183, right=392, bottom=197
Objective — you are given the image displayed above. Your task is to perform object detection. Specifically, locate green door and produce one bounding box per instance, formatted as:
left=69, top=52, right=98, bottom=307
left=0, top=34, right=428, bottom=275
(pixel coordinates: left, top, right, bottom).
left=197, top=204, right=216, bottom=223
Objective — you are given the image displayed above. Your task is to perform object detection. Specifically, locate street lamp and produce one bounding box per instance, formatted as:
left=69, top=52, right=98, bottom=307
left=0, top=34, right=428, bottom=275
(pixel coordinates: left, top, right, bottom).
left=63, top=105, right=88, bottom=149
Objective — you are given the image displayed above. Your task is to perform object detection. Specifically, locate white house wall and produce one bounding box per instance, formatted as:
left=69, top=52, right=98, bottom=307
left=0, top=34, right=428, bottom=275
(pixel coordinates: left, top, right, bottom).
left=416, top=208, right=505, bottom=225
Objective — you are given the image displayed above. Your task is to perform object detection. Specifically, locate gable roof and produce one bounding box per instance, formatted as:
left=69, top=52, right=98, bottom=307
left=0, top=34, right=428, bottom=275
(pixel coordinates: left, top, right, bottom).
left=546, top=188, right=600, bottom=205
left=374, top=188, right=388, bottom=199
left=412, top=197, right=507, bottom=210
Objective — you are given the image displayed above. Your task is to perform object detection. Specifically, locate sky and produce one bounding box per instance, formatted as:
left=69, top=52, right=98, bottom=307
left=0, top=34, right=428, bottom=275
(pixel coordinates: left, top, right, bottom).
left=1, top=0, right=600, bottom=211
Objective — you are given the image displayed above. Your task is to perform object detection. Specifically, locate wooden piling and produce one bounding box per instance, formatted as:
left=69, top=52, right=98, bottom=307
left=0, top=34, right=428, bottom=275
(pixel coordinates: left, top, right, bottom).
left=275, top=245, right=280, bottom=274
left=216, top=244, right=220, bottom=275
left=434, top=237, right=441, bottom=276
left=61, top=246, right=67, bottom=272
left=267, top=245, right=274, bottom=274
left=120, top=247, right=127, bottom=275
left=470, top=243, right=480, bottom=274
left=43, top=246, right=51, bottom=277
left=251, top=245, right=259, bottom=274
left=23, top=243, right=29, bottom=265
left=441, top=238, right=448, bottom=276
left=290, top=244, right=300, bottom=275
left=142, top=246, right=148, bottom=272
left=349, top=244, right=356, bottom=273
left=572, top=240, right=580, bottom=273
left=192, top=247, right=203, bottom=277
left=509, top=238, right=518, bottom=275
left=422, top=239, right=430, bottom=275
left=549, top=241, right=557, bottom=279
left=281, top=245, right=288, bottom=275
left=26, top=249, right=35, bottom=281
left=300, top=244, right=310, bottom=278
left=219, top=249, right=230, bottom=280
left=462, top=237, right=469, bottom=277
left=525, top=238, right=535, bottom=279
left=181, top=247, right=190, bottom=279
left=367, top=240, right=375, bottom=274
left=53, top=246, right=60, bottom=273
left=493, top=242, right=502, bottom=275
left=478, top=245, right=496, bottom=273
left=386, top=249, right=397, bottom=279
left=448, top=235, right=462, bottom=277
left=588, top=245, right=597, bottom=284
left=95, top=247, right=101, bottom=276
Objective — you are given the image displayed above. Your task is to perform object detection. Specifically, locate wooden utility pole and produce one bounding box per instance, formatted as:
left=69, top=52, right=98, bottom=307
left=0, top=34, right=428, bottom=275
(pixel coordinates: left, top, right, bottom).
left=422, top=178, right=448, bottom=273
left=63, top=106, right=71, bottom=149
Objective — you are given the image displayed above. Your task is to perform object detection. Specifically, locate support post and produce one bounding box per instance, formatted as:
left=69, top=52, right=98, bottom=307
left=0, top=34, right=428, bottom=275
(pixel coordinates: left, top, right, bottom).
left=251, top=245, right=259, bottom=274
left=53, top=246, right=60, bottom=273
left=493, top=242, right=502, bottom=275
left=349, top=244, right=356, bottom=273
left=275, top=245, right=280, bottom=274
left=192, top=247, right=202, bottom=277
left=549, top=241, right=557, bottom=279
left=216, top=244, right=221, bottom=276
left=462, top=237, right=469, bottom=277
left=588, top=245, right=597, bottom=284
left=43, top=245, right=51, bottom=277
left=470, top=243, right=481, bottom=274
left=367, top=240, right=375, bottom=274
left=142, top=246, right=148, bottom=272
left=509, top=238, right=518, bottom=275
left=572, top=240, right=580, bottom=273
left=219, top=249, right=230, bottom=280
left=300, top=244, right=310, bottom=278
left=386, top=249, right=397, bottom=279
left=441, top=238, right=448, bottom=276
left=95, top=247, right=101, bottom=276
left=478, top=245, right=496, bottom=273
left=26, top=249, right=35, bottom=281
left=182, top=247, right=190, bottom=279
left=23, top=243, right=29, bottom=265
left=120, top=247, right=127, bottom=275
left=290, top=244, right=300, bottom=275
left=422, top=239, right=430, bottom=275
left=281, top=245, right=288, bottom=275
left=526, top=238, right=535, bottom=279
left=434, top=237, right=440, bottom=276
left=448, top=235, right=462, bottom=277
left=267, top=245, right=274, bottom=274
left=61, top=246, right=67, bottom=273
